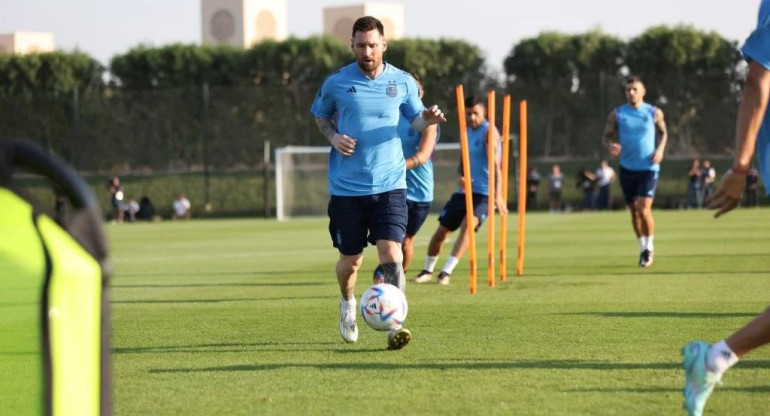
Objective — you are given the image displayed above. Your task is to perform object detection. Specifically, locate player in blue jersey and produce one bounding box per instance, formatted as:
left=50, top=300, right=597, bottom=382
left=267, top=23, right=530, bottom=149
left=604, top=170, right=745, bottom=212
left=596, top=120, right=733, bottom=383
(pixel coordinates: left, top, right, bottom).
left=602, top=76, right=668, bottom=267
left=414, top=95, right=507, bottom=285
left=682, top=2, right=770, bottom=414
left=399, top=74, right=440, bottom=274
left=310, top=16, right=446, bottom=350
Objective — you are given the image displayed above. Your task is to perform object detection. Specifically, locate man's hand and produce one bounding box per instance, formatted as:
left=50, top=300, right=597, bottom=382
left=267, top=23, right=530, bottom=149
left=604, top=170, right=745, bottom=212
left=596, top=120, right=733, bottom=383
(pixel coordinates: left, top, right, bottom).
left=330, top=133, right=356, bottom=156
left=608, top=142, right=621, bottom=156
left=422, top=105, right=447, bottom=125
left=708, top=170, right=747, bottom=218
left=651, top=149, right=664, bottom=164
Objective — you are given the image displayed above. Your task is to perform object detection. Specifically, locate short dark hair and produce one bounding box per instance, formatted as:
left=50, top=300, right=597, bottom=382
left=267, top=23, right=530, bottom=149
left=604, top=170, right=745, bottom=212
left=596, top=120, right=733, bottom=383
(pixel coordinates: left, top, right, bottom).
left=352, top=16, right=384, bottom=38
left=464, top=95, right=485, bottom=109
left=410, top=73, right=422, bottom=88
left=626, top=76, right=643, bottom=85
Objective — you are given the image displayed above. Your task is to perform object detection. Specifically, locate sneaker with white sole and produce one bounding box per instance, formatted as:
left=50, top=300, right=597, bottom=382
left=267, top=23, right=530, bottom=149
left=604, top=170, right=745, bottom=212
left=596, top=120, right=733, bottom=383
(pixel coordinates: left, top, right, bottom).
left=387, top=327, right=412, bottom=350
left=339, top=299, right=358, bottom=343
left=413, top=270, right=432, bottom=283
left=437, top=271, right=451, bottom=285
left=682, top=341, right=722, bottom=416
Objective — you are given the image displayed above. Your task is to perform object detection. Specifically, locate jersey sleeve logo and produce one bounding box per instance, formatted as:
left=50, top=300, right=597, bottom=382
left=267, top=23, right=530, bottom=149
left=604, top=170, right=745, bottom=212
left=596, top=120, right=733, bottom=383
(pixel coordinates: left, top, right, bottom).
left=386, top=81, right=399, bottom=97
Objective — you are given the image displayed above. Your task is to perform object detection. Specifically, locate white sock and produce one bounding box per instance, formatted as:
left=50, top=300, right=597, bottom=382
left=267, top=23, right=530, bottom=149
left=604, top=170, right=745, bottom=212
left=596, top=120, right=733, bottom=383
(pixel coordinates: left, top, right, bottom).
left=424, top=255, right=438, bottom=272
left=706, top=340, right=739, bottom=375
left=441, top=256, right=460, bottom=274
left=646, top=235, right=654, bottom=252
left=341, top=296, right=356, bottom=310
left=638, top=237, right=645, bottom=252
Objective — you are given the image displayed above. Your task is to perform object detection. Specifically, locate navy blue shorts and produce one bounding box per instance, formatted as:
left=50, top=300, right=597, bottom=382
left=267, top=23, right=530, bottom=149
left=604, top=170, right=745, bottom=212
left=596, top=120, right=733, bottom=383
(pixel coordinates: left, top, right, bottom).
left=327, top=189, right=407, bottom=255
left=405, top=200, right=431, bottom=236
left=619, top=167, right=659, bottom=204
left=438, top=192, right=488, bottom=232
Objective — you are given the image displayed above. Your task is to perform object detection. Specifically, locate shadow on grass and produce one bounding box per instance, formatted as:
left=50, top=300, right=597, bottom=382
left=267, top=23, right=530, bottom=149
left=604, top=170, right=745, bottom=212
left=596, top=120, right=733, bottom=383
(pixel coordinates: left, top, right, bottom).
left=114, top=341, right=338, bottom=354
left=113, top=281, right=327, bottom=289
left=557, top=312, right=759, bottom=319
left=111, top=295, right=334, bottom=304
left=149, top=359, right=770, bottom=374
left=116, top=270, right=333, bottom=279
left=564, top=386, right=770, bottom=393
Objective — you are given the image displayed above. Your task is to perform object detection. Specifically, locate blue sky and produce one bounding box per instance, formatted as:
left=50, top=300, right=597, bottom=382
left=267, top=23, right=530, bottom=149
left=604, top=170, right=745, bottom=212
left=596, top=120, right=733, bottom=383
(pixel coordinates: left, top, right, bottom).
left=0, top=0, right=761, bottom=72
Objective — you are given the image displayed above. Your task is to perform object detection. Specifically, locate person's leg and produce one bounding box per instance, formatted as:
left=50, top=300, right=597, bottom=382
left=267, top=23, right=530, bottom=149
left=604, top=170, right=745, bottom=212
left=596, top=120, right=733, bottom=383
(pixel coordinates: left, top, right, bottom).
left=402, top=201, right=431, bottom=273
left=726, top=307, right=770, bottom=357
left=402, top=234, right=415, bottom=272
left=377, top=239, right=405, bottom=291
left=328, top=195, right=367, bottom=343
left=437, top=195, right=487, bottom=284
left=337, top=253, right=363, bottom=301
left=683, top=307, right=770, bottom=416
left=416, top=194, right=463, bottom=282
left=635, top=197, right=655, bottom=267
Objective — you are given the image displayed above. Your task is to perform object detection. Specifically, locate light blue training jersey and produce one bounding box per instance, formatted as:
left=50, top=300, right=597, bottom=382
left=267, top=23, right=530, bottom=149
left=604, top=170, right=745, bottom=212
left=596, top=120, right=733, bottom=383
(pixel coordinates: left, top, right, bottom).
left=743, top=0, right=770, bottom=194
left=456, top=120, right=499, bottom=196
left=399, top=117, right=440, bottom=203
left=616, top=102, right=659, bottom=172
left=310, top=62, right=425, bottom=196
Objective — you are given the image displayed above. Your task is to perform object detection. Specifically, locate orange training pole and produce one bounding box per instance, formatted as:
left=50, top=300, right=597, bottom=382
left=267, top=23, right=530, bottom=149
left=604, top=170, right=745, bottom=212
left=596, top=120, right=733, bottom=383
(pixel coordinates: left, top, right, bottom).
left=516, top=100, right=528, bottom=276
left=499, top=95, right=511, bottom=282
left=486, top=90, right=496, bottom=288
left=455, top=85, right=477, bottom=294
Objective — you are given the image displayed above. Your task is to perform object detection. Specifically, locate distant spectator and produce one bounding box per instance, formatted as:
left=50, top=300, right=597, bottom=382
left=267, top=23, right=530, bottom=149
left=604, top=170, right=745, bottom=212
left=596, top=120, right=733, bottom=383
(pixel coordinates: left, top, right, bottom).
left=172, top=194, right=191, bottom=220
left=577, top=167, right=597, bottom=211
left=701, top=159, right=717, bottom=204
left=107, top=176, right=125, bottom=223
left=526, top=167, right=541, bottom=211
left=137, top=196, right=155, bottom=220
left=548, top=164, right=563, bottom=213
left=595, top=160, right=617, bottom=210
left=745, top=167, right=760, bottom=207
left=125, top=197, right=140, bottom=222
left=686, top=159, right=702, bottom=209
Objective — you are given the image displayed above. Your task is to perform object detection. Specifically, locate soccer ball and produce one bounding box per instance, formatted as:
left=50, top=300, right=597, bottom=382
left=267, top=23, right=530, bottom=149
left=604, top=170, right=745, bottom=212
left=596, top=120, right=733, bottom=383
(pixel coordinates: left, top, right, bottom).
left=372, top=264, right=385, bottom=284
left=360, top=283, right=408, bottom=331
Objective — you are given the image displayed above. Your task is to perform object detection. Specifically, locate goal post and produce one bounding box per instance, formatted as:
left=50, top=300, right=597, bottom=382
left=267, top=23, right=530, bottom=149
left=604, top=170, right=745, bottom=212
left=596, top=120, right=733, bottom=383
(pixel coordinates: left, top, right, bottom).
left=274, top=143, right=462, bottom=221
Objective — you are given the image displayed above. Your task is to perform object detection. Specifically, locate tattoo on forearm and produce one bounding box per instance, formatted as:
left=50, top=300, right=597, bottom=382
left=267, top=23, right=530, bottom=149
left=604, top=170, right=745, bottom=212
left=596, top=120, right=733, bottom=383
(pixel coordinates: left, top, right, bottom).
left=315, top=118, right=337, bottom=141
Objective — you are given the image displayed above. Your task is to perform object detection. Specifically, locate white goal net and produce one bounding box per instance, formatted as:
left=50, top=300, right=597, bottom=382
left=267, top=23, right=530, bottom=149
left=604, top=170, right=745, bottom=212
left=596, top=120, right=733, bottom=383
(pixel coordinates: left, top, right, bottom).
left=275, top=143, right=465, bottom=221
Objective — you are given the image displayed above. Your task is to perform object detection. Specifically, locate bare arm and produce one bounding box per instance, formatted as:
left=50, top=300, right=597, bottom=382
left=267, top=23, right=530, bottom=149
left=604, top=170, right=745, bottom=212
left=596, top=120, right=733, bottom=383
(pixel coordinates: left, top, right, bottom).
left=603, top=111, right=621, bottom=156
left=405, top=125, right=438, bottom=170
left=652, top=108, right=668, bottom=164
left=315, top=117, right=356, bottom=156
left=492, top=129, right=509, bottom=215
left=710, top=61, right=770, bottom=217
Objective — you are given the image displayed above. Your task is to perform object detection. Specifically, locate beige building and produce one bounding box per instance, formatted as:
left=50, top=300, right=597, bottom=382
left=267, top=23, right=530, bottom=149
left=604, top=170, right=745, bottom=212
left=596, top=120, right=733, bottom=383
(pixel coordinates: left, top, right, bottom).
left=201, top=0, right=287, bottom=48
left=323, top=3, right=405, bottom=43
left=0, top=32, right=55, bottom=54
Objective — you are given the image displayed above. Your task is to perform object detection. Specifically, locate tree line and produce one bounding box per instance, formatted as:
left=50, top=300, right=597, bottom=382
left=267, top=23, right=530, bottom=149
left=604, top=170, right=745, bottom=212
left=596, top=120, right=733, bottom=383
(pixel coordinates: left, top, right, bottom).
left=0, top=25, right=745, bottom=172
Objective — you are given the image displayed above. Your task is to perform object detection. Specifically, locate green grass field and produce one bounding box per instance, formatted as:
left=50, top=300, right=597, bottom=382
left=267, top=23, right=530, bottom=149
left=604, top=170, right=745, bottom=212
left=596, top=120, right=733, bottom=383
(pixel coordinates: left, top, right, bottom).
left=109, top=209, right=770, bottom=415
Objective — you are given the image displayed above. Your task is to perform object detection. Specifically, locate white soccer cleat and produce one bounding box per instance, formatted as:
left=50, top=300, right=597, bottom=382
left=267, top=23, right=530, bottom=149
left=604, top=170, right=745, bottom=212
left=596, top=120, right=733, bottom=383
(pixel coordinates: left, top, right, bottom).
left=339, top=299, right=358, bottom=343
left=437, top=271, right=451, bottom=285
left=413, top=270, right=432, bottom=283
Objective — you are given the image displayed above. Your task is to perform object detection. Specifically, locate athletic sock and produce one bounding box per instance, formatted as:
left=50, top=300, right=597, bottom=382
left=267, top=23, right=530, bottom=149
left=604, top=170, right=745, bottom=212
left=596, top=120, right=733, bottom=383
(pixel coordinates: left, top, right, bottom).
left=646, top=235, right=654, bottom=252
left=706, top=340, right=739, bottom=375
left=441, top=256, right=460, bottom=274
left=341, top=296, right=356, bottom=310
left=638, top=237, right=645, bottom=252
left=424, top=256, right=438, bottom=273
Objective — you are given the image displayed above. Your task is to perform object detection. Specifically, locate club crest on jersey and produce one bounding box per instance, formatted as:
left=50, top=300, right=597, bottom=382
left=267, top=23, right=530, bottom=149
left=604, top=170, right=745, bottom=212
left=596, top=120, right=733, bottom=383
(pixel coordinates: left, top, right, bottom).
left=386, top=81, right=398, bottom=97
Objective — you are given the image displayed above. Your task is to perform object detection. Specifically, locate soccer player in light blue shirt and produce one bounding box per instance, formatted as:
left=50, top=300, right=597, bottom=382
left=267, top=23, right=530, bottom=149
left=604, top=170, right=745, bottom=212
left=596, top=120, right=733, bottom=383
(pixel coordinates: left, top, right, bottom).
left=397, top=74, right=440, bottom=274
left=414, top=95, right=508, bottom=285
left=603, top=76, right=668, bottom=268
left=310, top=16, right=446, bottom=350
left=682, top=2, right=770, bottom=415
